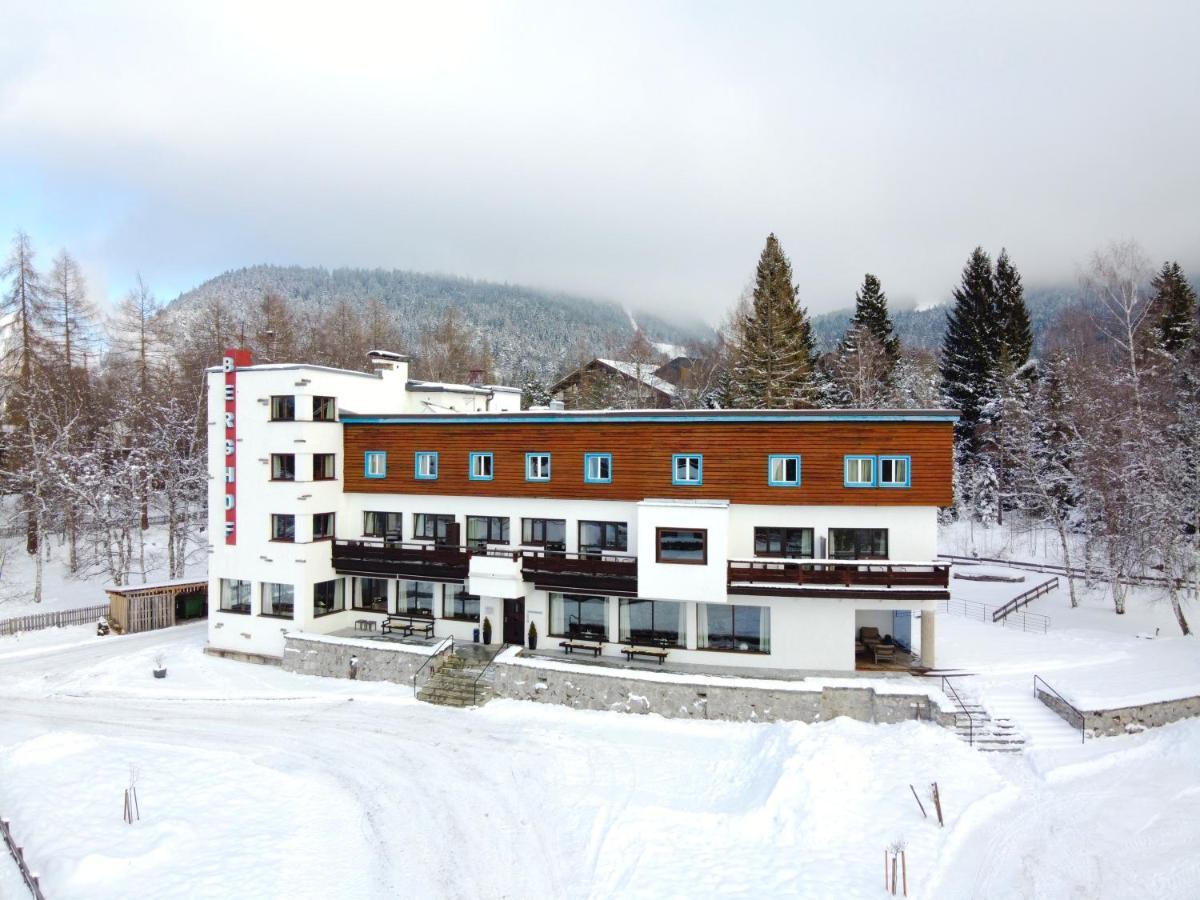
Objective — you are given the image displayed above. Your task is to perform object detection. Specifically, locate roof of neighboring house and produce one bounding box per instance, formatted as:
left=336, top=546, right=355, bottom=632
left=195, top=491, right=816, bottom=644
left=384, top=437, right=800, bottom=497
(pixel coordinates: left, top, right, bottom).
left=551, top=358, right=676, bottom=398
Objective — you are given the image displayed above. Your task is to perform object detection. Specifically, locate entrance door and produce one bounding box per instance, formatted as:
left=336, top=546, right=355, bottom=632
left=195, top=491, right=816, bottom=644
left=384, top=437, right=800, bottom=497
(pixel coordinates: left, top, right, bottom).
left=440, top=521, right=460, bottom=548
left=503, top=597, right=525, bottom=645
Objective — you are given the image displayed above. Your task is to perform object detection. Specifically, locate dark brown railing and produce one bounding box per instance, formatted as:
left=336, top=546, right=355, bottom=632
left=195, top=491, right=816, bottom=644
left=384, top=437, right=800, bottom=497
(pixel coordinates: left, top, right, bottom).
left=728, top=559, right=950, bottom=589
left=333, top=540, right=472, bottom=581
left=992, top=576, right=1059, bottom=622
left=519, top=550, right=639, bottom=596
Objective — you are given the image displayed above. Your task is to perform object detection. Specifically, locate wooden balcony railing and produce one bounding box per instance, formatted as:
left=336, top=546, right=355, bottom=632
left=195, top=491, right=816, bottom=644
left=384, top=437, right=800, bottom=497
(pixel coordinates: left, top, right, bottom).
left=519, top=550, right=639, bottom=596
left=727, top=558, right=949, bottom=590
left=332, top=540, right=472, bottom=581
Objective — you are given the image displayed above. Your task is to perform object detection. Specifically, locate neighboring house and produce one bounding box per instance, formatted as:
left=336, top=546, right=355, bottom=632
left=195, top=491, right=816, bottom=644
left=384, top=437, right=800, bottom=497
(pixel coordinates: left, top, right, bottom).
left=550, top=358, right=678, bottom=409
left=207, top=349, right=955, bottom=673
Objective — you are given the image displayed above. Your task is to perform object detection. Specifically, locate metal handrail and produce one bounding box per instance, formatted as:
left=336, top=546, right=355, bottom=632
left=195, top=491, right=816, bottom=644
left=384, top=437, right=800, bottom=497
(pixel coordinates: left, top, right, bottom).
left=941, top=675, right=974, bottom=746
left=472, top=644, right=506, bottom=706
left=937, top=598, right=1051, bottom=634
left=411, top=636, right=455, bottom=695
left=993, top=577, right=1059, bottom=622
left=1034, top=675, right=1087, bottom=743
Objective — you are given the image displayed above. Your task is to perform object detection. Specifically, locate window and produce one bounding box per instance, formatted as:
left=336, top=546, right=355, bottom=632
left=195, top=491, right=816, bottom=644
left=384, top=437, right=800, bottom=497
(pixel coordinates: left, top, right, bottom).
left=525, top=452, right=551, bottom=482
left=313, top=453, right=336, bottom=481
left=522, top=518, right=566, bottom=552
left=754, top=527, right=814, bottom=558
left=878, top=455, right=911, bottom=488
left=444, top=587, right=479, bottom=621
left=698, top=604, right=770, bottom=653
left=672, top=454, right=703, bottom=485
left=352, top=576, right=389, bottom=613
left=829, top=528, right=888, bottom=560
left=413, top=513, right=455, bottom=542
left=584, top=452, right=612, bottom=484
left=312, top=512, right=335, bottom=541
left=270, top=514, right=295, bottom=542
left=579, top=520, right=627, bottom=554
left=656, top=527, right=707, bottom=565
left=414, top=451, right=438, bottom=480
left=549, top=593, right=609, bottom=639
left=398, top=581, right=435, bottom=616
left=619, top=599, right=685, bottom=647
left=364, top=451, right=387, bottom=479
left=844, top=455, right=876, bottom=487
left=313, top=578, right=345, bottom=616
left=363, top=511, right=403, bottom=539
left=270, top=395, right=295, bottom=421
left=270, top=454, right=295, bottom=481
left=261, top=583, right=293, bottom=618
left=220, top=578, right=251, bottom=614
left=466, top=515, right=509, bottom=549
left=469, top=452, right=494, bottom=481
left=768, top=454, right=802, bottom=487
left=312, top=396, right=336, bottom=421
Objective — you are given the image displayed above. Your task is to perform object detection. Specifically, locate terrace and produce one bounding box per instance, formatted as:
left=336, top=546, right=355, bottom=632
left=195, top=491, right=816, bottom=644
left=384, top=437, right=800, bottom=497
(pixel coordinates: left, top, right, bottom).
left=727, top=558, right=950, bottom=599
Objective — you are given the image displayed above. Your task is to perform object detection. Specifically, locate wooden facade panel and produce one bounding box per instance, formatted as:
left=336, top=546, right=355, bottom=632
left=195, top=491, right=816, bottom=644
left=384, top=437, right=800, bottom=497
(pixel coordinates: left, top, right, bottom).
left=342, top=421, right=953, bottom=506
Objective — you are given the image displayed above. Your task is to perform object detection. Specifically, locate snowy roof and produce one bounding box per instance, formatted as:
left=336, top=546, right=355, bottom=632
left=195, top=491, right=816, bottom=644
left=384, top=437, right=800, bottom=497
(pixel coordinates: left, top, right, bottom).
left=405, top=379, right=492, bottom=396
left=593, top=359, right=677, bottom=396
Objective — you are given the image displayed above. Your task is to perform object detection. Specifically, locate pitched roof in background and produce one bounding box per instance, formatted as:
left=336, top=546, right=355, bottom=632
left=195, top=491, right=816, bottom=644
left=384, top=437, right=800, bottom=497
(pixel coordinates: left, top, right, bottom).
left=551, top=358, right=676, bottom=398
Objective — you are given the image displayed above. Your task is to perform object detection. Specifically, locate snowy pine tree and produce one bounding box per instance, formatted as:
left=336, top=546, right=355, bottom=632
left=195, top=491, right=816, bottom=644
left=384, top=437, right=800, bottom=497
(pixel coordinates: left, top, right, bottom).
left=940, top=247, right=1000, bottom=457
left=846, top=273, right=899, bottom=362
left=1146, top=261, right=1197, bottom=356
left=994, top=249, right=1033, bottom=372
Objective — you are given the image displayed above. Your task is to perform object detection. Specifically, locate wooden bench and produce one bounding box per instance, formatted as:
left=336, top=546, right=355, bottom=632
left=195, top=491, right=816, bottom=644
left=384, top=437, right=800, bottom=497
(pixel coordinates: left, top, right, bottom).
left=622, top=643, right=669, bottom=664
left=382, top=615, right=434, bottom=637
left=560, top=638, right=604, bottom=657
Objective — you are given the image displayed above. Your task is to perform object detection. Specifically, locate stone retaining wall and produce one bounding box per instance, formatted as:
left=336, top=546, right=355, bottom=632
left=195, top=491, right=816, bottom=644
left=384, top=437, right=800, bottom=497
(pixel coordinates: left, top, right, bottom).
left=492, top=658, right=957, bottom=727
left=281, top=634, right=430, bottom=683
left=1039, top=689, right=1200, bottom=737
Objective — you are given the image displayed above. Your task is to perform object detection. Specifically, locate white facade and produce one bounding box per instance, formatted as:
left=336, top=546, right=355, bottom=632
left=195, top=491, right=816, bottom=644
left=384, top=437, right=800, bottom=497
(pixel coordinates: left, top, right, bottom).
left=207, top=357, right=948, bottom=672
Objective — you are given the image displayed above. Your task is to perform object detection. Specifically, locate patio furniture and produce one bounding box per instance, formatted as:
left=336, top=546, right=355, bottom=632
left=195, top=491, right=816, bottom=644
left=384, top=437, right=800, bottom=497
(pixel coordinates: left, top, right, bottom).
left=560, top=639, right=603, bottom=657
left=354, top=618, right=377, bottom=632
left=622, top=640, right=670, bottom=664
left=872, top=643, right=897, bottom=664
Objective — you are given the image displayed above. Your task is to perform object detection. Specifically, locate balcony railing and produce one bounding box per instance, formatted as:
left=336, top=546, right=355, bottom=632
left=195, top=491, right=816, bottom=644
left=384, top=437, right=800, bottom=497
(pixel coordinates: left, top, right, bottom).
left=727, top=558, right=949, bottom=590
left=519, top=550, right=639, bottom=596
left=332, top=540, right=471, bottom=581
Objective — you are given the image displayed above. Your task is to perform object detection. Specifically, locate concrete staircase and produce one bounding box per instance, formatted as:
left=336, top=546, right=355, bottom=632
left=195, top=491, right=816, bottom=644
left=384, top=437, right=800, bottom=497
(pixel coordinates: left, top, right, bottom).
left=942, top=679, right=1027, bottom=753
left=416, top=645, right=498, bottom=708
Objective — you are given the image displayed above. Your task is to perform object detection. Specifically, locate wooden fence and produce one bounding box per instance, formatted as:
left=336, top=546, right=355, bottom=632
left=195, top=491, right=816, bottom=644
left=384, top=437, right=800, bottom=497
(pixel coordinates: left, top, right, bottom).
left=0, top=603, right=111, bottom=637
left=1, top=817, right=47, bottom=900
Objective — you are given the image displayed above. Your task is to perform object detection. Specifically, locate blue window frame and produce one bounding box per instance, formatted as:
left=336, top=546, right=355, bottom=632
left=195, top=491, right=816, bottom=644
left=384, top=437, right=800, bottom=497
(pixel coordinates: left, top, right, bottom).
left=364, top=451, right=387, bottom=479
left=414, top=451, right=438, bottom=480
left=672, top=454, right=703, bottom=486
left=584, top=452, right=612, bottom=484
left=843, top=455, right=876, bottom=487
left=469, top=452, right=494, bottom=481
left=878, top=455, right=911, bottom=488
left=767, top=454, right=802, bottom=487
left=525, top=452, right=551, bottom=482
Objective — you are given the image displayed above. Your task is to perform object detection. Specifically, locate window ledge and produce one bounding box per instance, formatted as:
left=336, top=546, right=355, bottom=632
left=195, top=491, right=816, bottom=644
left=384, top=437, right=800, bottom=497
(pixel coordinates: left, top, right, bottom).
left=219, top=608, right=251, bottom=615
left=259, top=612, right=294, bottom=620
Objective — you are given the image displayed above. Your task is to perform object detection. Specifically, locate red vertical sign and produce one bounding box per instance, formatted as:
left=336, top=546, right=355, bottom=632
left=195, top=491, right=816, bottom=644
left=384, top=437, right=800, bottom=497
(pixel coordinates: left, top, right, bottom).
left=222, top=348, right=253, bottom=544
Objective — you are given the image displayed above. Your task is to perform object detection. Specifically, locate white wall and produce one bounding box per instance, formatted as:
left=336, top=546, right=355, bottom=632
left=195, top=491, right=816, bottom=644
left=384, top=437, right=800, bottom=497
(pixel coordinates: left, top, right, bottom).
left=727, top=504, right=939, bottom=561
left=635, top=500, right=729, bottom=603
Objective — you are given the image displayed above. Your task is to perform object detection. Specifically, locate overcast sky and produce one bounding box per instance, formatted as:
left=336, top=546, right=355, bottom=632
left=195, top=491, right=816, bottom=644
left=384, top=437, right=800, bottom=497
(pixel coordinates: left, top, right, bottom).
left=2, top=1, right=1198, bottom=323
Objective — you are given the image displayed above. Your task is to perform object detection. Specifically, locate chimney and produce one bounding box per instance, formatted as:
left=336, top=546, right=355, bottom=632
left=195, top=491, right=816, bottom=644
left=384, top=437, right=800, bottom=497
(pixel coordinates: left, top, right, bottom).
left=467, top=369, right=484, bottom=386
left=367, top=349, right=409, bottom=384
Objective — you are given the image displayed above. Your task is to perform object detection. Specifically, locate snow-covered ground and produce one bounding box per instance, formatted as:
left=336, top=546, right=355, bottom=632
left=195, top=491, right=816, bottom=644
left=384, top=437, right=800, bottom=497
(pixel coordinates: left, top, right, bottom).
left=2, top=622, right=1199, bottom=899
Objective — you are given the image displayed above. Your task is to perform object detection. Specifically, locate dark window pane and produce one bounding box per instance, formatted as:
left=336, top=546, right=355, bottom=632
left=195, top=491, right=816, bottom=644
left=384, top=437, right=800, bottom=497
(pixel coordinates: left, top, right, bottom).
left=657, top=528, right=706, bottom=563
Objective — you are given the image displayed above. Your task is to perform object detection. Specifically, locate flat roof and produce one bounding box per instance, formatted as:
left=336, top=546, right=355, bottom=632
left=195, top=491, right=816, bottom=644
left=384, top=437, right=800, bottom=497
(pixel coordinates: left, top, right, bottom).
left=339, top=408, right=959, bottom=425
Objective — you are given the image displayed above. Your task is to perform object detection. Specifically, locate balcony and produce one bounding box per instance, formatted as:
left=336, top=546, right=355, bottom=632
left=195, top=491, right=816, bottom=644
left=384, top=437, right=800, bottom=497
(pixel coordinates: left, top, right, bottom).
left=727, top=558, right=949, bottom=598
left=332, top=540, right=471, bottom=582
left=519, top=550, right=639, bottom=597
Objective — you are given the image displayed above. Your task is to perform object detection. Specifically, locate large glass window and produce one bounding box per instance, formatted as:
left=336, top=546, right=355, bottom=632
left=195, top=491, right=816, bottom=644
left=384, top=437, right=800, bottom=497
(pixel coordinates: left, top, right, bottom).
left=413, top=513, right=456, bottom=542
left=313, top=579, right=344, bottom=616
left=698, top=604, right=770, bottom=653
left=220, top=578, right=251, bottom=614
left=828, top=528, right=888, bottom=560
left=363, top=511, right=403, bottom=539
left=353, top=577, right=389, bottom=612
left=466, top=515, right=509, bottom=549
left=261, top=583, right=293, bottom=618
left=656, top=528, right=707, bottom=564
left=313, top=453, right=336, bottom=480
left=754, top=527, right=814, bottom=558
left=312, top=512, right=335, bottom=540
left=672, top=454, right=703, bottom=485
left=398, top=581, right=436, bottom=616
left=619, top=599, right=685, bottom=647
left=522, top=518, right=566, bottom=551
left=271, top=513, right=295, bottom=542
left=312, top=396, right=336, bottom=421
left=549, top=593, right=609, bottom=639
left=270, top=453, right=295, bottom=481
left=270, top=395, right=295, bottom=421
left=579, top=520, right=627, bottom=554
left=444, top=588, right=479, bottom=621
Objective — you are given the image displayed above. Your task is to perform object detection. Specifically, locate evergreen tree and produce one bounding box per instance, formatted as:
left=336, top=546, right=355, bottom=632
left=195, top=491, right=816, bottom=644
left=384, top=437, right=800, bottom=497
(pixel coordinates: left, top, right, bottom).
left=845, top=273, right=899, bottom=362
left=731, top=233, right=820, bottom=408
left=994, top=249, right=1033, bottom=371
left=940, top=246, right=999, bottom=452
left=1146, top=261, right=1197, bottom=355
